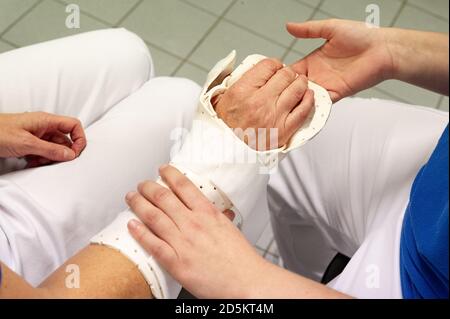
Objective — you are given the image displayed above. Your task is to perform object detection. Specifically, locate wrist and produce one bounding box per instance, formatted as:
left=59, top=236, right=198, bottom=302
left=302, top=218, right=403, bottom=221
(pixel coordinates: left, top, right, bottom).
left=380, top=27, right=399, bottom=81
left=241, top=259, right=278, bottom=298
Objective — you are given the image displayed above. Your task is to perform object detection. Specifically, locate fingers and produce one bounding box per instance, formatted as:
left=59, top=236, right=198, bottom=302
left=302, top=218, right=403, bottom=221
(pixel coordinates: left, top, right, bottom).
left=126, top=191, right=182, bottom=245
left=25, top=132, right=74, bottom=167
left=43, top=131, right=73, bottom=148
left=277, top=74, right=309, bottom=114
left=260, top=66, right=297, bottom=97
left=238, top=58, right=283, bottom=89
left=25, top=156, right=52, bottom=168
left=284, top=89, right=315, bottom=136
left=25, top=133, right=76, bottom=162
left=286, top=20, right=333, bottom=39
left=127, top=219, right=177, bottom=268
left=290, top=58, right=308, bottom=77
left=159, top=165, right=211, bottom=210
left=47, top=114, right=87, bottom=157
left=138, top=180, right=189, bottom=227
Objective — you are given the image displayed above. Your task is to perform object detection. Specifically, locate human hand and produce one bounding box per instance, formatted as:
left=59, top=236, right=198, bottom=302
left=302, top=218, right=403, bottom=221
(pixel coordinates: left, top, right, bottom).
left=126, top=165, right=273, bottom=299
left=287, top=19, right=395, bottom=101
left=0, top=112, right=86, bottom=167
left=213, top=58, right=315, bottom=150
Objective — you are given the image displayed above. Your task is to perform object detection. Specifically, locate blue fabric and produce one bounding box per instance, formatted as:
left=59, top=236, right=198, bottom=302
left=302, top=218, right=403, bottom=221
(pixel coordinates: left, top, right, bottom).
left=400, top=125, right=449, bottom=299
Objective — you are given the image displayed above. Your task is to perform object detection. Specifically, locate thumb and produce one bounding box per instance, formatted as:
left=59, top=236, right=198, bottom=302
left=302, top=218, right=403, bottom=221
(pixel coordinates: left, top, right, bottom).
left=286, top=20, right=333, bottom=40
left=27, top=135, right=76, bottom=162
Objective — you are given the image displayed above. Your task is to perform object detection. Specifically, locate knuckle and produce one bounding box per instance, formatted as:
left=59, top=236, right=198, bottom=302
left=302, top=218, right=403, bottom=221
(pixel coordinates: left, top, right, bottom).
left=20, top=133, right=34, bottom=149
left=202, top=202, right=218, bottom=215
left=174, top=176, right=190, bottom=190
left=186, top=219, right=203, bottom=232
left=227, top=84, right=246, bottom=99
left=279, top=67, right=296, bottom=80
left=138, top=180, right=153, bottom=195
left=152, top=187, right=172, bottom=204
left=293, top=86, right=307, bottom=100
left=248, top=96, right=265, bottom=110
left=152, top=244, right=166, bottom=259
left=142, top=208, right=160, bottom=225
left=36, top=111, right=52, bottom=123
left=71, top=117, right=82, bottom=127
left=35, top=111, right=48, bottom=118
left=178, top=255, right=191, bottom=269
left=260, top=58, right=283, bottom=72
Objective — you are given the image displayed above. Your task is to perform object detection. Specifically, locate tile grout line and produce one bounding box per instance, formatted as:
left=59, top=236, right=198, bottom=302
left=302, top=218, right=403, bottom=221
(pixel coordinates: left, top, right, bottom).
left=0, top=0, right=44, bottom=38
left=0, top=37, right=19, bottom=49
left=179, top=0, right=222, bottom=18
left=222, top=17, right=292, bottom=51
left=142, top=38, right=210, bottom=72
left=294, top=0, right=319, bottom=11
left=281, top=0, right=326, bottom=61
left=406, top=2, right=449, bottom=23
left=369, top=87, right=410, bottom=104
left=263, top=239, right=275, bottom=258
left=170, top=0, right=239, bottom=76
left=436, top=95, right=444, bottom=109
left=179, top=0, right=331, bottom=64
left=386, top=0, right=442, bottom=106
left=114, top=0, right=144, bottom=27
left=390, top=0, right=408, bottom=27
left=53, top=0, right=111, bottom=26
left=180, top=0, right=326, bottom=63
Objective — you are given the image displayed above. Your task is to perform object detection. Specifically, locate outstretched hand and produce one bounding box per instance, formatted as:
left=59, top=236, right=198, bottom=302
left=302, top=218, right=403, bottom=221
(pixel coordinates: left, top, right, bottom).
left=287, top=19, right=395, bottom=102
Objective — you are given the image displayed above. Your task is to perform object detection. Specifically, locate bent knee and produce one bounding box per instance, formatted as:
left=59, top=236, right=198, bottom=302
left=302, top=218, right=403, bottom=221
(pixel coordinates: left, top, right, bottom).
left=89, top=28, right=153, bottom=81
left=146, top=76, right=202, bottom=105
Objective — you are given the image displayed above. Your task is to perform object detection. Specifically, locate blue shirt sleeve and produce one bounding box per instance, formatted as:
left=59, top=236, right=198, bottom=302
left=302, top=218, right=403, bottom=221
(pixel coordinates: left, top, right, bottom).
left=400, top=125, right=449, bottom=299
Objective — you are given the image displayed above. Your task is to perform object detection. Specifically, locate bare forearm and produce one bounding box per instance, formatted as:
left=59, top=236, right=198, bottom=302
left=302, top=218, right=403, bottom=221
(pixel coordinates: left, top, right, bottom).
left=1, top=245, right=152, bottom=298
left=248, top=262, right=351, bottom=299
left=386, top=28, right=449, bottom=95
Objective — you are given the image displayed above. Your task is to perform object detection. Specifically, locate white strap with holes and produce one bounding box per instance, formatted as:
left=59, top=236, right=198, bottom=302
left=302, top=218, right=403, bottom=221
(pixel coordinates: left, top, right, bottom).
left=91, top=210, right=167, bottom=299
left=90, top=167, right=240, bottom=299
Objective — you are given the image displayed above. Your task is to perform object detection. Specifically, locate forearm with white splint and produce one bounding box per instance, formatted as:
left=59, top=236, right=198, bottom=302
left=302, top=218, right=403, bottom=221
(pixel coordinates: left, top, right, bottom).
left=90, top=51, right=333, bottom=299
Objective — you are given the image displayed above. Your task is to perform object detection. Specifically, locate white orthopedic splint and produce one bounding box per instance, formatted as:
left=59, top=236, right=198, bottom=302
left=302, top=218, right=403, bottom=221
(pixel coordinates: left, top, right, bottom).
left=90, top=51, right=332, bottom=298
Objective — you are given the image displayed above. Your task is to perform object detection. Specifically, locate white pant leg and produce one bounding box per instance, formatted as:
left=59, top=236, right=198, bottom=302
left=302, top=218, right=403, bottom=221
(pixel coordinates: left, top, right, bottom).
left=267, top=97, right=449, bottom=298
left=0, top=28, right=153, bottom=174
left=0, top=77, right=201, bottom=286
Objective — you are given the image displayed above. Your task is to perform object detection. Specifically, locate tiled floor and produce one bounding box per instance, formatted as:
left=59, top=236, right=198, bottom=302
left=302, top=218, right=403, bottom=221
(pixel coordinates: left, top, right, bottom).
left=0, top=0, right=449, bottom=263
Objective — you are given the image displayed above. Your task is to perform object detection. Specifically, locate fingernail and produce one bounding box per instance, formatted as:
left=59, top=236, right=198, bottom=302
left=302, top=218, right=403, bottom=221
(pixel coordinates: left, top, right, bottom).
left=128, top=219, right=140, bottom=231
left=125, top=191, right=137, bottom=202
left=159, top=164, right=169, bottom=172
left=63, top=149, right=75, bottom=160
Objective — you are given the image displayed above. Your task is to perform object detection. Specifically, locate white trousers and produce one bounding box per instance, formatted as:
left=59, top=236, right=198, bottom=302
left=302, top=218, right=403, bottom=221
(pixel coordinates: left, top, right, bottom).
left=0, top=28, right=448, bottom=298
left=0, top=29, right=201, bottom=286
left=268, top=99, right=448, bottom=298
